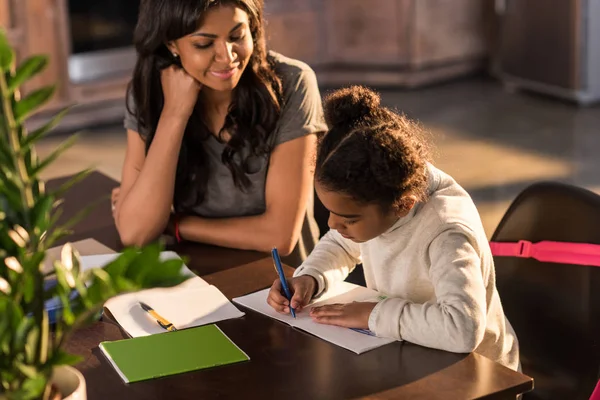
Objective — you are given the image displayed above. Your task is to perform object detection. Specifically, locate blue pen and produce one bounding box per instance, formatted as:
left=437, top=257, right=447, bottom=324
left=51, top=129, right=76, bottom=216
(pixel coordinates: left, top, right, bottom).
left=271, top=247, right=296, bottom=318
left=350, top=328, right=376, bottom=336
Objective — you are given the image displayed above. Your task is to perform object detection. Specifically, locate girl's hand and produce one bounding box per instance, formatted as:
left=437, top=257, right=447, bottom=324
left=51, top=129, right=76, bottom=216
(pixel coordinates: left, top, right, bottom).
left=310, top=301, right=378, bottom=330
left=160, top=65, right=202, bottom=120
left=267, top=275, right=317, bottom=314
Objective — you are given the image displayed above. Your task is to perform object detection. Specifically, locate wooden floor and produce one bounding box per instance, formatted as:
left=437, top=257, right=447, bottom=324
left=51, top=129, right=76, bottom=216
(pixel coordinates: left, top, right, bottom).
left=37, top=76, right=600, bottom=238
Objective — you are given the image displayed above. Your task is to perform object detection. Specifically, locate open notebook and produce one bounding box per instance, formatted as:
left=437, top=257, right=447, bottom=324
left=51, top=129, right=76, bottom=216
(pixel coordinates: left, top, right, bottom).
left=233, top=281, right=396, bottom=354
left=80, top=252, right=245, bottom=337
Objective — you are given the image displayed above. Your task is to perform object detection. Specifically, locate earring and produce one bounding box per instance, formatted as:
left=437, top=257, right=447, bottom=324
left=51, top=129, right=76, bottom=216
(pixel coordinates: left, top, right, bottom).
left=172, top=53, right=179, bottom=59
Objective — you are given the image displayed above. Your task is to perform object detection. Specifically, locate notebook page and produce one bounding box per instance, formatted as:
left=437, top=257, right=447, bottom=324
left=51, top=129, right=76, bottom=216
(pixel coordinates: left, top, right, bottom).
left=233, top=282, right=396, bottom=354
left=80, top=251, right=198, bottom=277
left=105, top=284, right=245, bottom=337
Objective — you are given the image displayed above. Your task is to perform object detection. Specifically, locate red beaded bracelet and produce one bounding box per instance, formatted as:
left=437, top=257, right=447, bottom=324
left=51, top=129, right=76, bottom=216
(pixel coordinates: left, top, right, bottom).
left=174, top=215, right=182, bottom=243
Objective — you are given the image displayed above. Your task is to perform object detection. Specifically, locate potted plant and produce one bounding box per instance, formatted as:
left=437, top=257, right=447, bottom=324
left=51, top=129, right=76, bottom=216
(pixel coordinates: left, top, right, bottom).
left=0, top=30, right=188, bottom=399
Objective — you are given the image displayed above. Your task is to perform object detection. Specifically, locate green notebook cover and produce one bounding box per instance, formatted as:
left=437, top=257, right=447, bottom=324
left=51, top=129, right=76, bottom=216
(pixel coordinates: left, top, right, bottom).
left=99, top=324, right=249, bottom=383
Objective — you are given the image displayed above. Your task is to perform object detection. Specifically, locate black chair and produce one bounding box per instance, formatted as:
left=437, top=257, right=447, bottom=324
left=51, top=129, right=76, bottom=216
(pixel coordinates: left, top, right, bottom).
left=491, top=181, right=600, bottom=400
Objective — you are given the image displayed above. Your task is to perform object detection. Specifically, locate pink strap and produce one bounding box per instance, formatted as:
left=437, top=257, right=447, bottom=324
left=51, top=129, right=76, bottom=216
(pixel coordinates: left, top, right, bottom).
left=489, top=240, right=600, bottom=267
left=590, top=379, right=600, bottom=400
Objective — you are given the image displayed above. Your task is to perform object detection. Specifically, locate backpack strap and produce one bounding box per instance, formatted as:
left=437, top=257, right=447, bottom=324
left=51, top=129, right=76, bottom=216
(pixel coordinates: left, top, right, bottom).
left=589, top=379, right=600, bottom=400
left=489, top=240, right=600, bottom=267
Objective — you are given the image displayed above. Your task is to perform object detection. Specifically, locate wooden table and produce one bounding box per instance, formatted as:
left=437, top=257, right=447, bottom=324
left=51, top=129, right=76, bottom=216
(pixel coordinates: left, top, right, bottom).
left=50, top=171, right=534, bottom=400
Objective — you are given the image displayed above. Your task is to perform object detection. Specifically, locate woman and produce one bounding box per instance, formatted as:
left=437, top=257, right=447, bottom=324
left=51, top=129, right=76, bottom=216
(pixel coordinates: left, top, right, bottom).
left=113, top=0, right=326, bottom=265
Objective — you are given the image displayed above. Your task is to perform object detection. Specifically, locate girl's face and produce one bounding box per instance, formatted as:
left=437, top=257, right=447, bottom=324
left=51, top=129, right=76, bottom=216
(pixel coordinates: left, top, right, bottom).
left=316, top=181, right=412, bottom=243
left=167, top=5, right=254, bottom=92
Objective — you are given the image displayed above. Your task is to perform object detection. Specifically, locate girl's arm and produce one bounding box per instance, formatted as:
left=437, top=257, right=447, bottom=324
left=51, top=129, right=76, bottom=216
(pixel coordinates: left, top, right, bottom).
left=176, top=134, right=316, bottom=256
left=293, top=228, right=362, bottom=295
left=369, top=228, right=488, bottom=353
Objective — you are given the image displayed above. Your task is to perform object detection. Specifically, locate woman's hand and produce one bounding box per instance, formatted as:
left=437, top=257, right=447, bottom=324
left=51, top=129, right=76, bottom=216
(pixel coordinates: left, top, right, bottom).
left=111, top=186, right=120, bottom=218
left=160, top=65, right=202, bottom=120
left=310, top=301, right=378, bottom=330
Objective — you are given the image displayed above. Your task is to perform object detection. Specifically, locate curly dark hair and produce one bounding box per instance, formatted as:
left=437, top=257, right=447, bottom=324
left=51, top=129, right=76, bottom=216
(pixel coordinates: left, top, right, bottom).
left=127, top=0, right=282, bottom=212
left=315, top=86, right=431, bottom=212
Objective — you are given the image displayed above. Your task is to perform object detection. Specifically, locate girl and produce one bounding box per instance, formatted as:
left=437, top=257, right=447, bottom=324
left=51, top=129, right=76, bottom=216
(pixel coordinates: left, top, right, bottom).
left=112, top=0, right=325, bottom=266
left=267, top=86, right=520, bottom=370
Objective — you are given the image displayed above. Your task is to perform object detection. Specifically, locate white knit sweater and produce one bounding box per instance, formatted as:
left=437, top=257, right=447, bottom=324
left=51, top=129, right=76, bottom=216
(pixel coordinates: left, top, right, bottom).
left=294, top=164, right=519, bottom=370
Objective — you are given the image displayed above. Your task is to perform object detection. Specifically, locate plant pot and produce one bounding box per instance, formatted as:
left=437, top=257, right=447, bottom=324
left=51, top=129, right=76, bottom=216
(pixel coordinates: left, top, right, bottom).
left=50, top=365, right=86, bottom=400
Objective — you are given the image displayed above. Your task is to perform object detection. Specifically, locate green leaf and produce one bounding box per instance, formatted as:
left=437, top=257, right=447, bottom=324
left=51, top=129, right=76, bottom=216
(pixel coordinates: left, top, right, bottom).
left=43, top=230, right=71, bottom=250
left=145, top=258, right=187, bottom=288
left=19, top=374, right=47, bottom=400
left=52, top=262, right=77, bottom=327
left=69, top=303, right=104, bottom=332
left=121, top=243, right=161, bottom=283
left=0, top=31, right=14, bottom=71
left=14, top=86, right=55, bottom=122
left=0, top=183, right=21, bottom=211
left=8, top=55, right=48, bottom=93
left=21, top=106, right=73, bottom=150
left=0, top=296, right=19, bottom=353
left=38, top=310, right=49, bottom=364
left=13, top=317, right=36, bottom=356
left=31, top=195, right=54, bottom=236
left=49, top=167, right=93, bottom=199
left=29, top=132, right=77, bottom=177
left=15, top=362, right=37, bottom=379
left=22, top=145, right=37, bottom=179
left=84, top=269, right=116, bottom=305
left=0, top=137, right=12, bottom=166
left=22, top=274, right=35, bottom=303
left=51, top=349, right=83, bottom=366
left=102, top=247, right=137, bottom=277
left=112, top=276, right=138, bottom=293
left=28, top=252, right=46, bottom=276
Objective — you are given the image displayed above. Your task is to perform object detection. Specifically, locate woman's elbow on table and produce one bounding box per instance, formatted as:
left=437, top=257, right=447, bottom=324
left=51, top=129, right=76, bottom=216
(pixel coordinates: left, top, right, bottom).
left=118, top=228, right=151, bottom=248
left=116, top=219, right=163, bottom=248
left=272, top=238, right=295, bottom=257
left=267, top=224, right=300, bottom=257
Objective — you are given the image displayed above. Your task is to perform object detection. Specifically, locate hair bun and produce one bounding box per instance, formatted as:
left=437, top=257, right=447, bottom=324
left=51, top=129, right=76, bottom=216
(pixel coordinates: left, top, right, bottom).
left=324, top=85, right=381, bottom=128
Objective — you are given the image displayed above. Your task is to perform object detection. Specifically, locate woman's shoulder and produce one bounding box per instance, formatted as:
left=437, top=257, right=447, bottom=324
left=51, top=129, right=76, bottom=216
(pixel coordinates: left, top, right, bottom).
left=266, top=51, right=326, bottom=143
left=268, top=51, right=318, bottom=92
left=269, top=50, right=315, bottom=76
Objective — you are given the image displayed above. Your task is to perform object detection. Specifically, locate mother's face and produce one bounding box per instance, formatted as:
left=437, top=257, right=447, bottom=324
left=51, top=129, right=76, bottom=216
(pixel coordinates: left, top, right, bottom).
left=167, top=5, right=254, bottom=92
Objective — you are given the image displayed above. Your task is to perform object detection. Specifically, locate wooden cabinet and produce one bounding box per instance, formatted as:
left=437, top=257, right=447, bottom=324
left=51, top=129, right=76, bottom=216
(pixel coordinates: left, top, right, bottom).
left=1, top=0, right=130, bottom=130
left=1, top=0, right=495, bottom=130
left=265, top=0, right=494, bottom=87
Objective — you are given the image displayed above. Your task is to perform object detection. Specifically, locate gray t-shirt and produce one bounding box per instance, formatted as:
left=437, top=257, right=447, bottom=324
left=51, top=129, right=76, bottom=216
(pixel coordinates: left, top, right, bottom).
left=124, top=51, right=327, bottom=266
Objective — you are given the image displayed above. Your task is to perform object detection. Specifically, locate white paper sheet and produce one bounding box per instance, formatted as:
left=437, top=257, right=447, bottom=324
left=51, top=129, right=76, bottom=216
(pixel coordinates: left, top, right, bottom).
left=80, top=252, right=245, bottom=337
left=233, top=281, right=396, bottom=354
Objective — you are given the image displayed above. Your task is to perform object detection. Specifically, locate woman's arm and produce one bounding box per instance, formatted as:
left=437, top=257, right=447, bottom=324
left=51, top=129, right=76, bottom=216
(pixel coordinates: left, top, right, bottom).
left=177, top=134, right=316, bottom=255
left=114, top=66, right=201, bottom=246
left=114, top=122, right=185, bottom=246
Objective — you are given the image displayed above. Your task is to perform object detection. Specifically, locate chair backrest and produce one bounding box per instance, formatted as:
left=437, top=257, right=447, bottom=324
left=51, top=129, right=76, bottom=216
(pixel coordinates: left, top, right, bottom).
left=491, top=181, right=600, bottom=400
